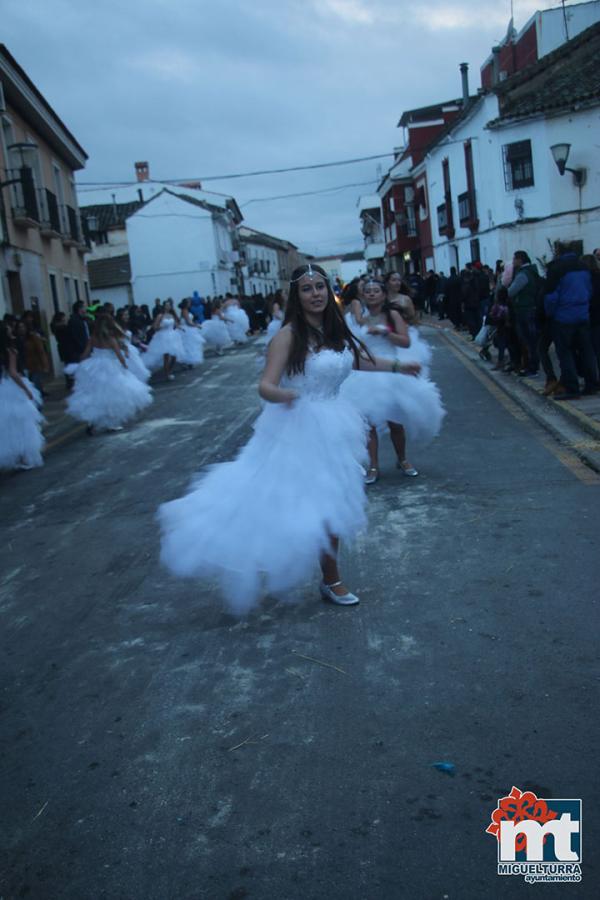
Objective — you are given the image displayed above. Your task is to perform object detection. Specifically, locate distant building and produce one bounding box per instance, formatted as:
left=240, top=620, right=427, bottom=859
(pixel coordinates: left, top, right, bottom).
left=238, top=226, right=309, bottom=294
left=79, top=162, right=243, bottom=307
left=312, top=251, right=365, bottom=284
left=0, top=44, right=89, bottom=370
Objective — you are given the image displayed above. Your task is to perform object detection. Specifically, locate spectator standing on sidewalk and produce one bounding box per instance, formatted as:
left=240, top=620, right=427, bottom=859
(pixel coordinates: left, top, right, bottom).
left=67, top=301, right=91, bottom=364
left=445, top=267, right=462, bottom=329
left=581, top=254, right=600, bottom=379
left=544, top=243, right=599, bottom=399
left=507, top=251, right=541, bottom=377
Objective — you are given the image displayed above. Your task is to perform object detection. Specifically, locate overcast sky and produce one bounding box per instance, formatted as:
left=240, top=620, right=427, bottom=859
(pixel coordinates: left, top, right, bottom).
left=2, top=0, right=574, bottom=255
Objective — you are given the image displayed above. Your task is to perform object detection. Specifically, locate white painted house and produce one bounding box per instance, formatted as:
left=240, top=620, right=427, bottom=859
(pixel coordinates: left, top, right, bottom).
left=425, top=21, right=600, bottom=273
left=126, top=189, right=241, bottom=306
left=78, top=163, right=242, bottom=307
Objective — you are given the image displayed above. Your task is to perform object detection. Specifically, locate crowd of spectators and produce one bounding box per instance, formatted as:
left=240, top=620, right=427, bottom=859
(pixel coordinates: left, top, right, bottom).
left=416, top=244, right=600, bottom=400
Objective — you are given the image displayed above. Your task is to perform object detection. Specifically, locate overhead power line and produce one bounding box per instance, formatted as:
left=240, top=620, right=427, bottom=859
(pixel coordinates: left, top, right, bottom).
left=241, top=179, right=378, bottom=207
left=76, top=151, right=395, bottom=187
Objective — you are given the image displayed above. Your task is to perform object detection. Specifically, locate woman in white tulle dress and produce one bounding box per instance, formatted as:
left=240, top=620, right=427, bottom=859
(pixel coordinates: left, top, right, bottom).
left=342, top=278, right=444, bottom=484
left=158, top=264, right=421, bottom=615
left=178, top=298, right=205, bottom=367
left=66, top=314, right=153, bottom=433
left=223, top=296, right=250, bottom=345
left=144, top=300, right=185, bottom=379
left=385, top=271, right=433, bottom=377
left=200, top=300, right=233, bottom=355
left=115, top=308, right=151, bottom=384
left=0, top=323, right=45, bottom=470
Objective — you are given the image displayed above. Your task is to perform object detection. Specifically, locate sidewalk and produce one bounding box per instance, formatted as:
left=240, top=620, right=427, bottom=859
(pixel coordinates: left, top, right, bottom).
left=428, top=317, right=600, bottom=474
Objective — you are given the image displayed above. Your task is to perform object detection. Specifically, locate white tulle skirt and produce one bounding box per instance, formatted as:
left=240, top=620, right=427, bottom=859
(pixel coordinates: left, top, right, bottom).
left=158, top=394, right=368, bottom=614
left=125, top=341, right=151, bottom=383
left=225, top=306, right=250, bottom=343
left=66, top=349, right=153, bottom=429
left=179, top=323, right=205, bottom=366
left=0, top=376, right=45, bottom=469
left=144, top=328, right=185, bottom=371
left=201, top=317, right=232, bottom=350
left=396, top=327, right=433, bottom=379
left=341, top=327, right=445, bottom=443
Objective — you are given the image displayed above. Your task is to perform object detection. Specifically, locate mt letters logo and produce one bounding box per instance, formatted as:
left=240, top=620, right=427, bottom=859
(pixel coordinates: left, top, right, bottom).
left=486, top=786, right=582, bottom=884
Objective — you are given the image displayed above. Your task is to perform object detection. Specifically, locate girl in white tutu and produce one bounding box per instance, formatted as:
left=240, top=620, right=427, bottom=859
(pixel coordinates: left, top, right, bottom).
left=178, top=298, right=205, bottom=367
left=200, top=300, right=233, bottom=355
left=158, top=264, right=420, bottom=615
left=0, top=322, right=45, bottom=470
left=342, top=278, right=444, bottom=484
left=144, top=300, right=185, bottom=379
left=223, top=295, right=250, bottom=345
left=266, top=291, right=285, bottom=341
left=66, top=314, right=153, bottom=433
left=115, top=308, right=151, bottom=384
left=385, top=271, right=433, bottom=378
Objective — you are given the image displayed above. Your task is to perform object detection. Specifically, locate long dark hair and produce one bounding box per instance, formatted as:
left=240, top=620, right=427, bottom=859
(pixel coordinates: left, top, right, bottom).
left=283, top=264, right=371, bottom=375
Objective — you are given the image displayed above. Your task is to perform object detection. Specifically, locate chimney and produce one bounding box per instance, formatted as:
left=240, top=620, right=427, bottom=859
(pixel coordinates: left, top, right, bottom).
left=492, top=46, right=501, bottom=86
left=460, top=62, right=469, bottom=105
left=135, top=161, right=150, bottom=182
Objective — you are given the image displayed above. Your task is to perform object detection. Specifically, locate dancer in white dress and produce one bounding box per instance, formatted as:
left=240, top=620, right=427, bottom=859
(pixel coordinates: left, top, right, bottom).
left=0, top=322, right=45, bottom=470
left=342, top=278, right=444, bottom=484
left=66, top=315, right=153, bottom=433
left=115, top=308, right=151, bottom=384
left=178, top=298, right=205, bottom=367
left=223, top=295, right=250, bottom=345
left=385, top=271, right=432, bottom=377
left=266, top=293, right=285, bottom=341
left=200, top=300, right=233, bottom=354
left=158, top=264, right=421, bottom=614
left=143, top=300, right=185, bottom=379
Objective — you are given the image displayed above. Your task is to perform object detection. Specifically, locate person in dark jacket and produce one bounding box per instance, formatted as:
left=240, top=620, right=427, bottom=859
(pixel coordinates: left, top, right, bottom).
left=507, top=251, right=540, bottom=376
left=66, top=301, right=90, bottom=364
left=544, top=244, right=599, bottom=399
left=581, top=254, right=600, bottom=379
left=445, top=267, right=462, bottom=329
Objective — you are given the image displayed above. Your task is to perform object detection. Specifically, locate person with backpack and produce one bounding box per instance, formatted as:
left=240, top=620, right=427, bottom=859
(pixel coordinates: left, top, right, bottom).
left=507, top=251, right=541, bottom=377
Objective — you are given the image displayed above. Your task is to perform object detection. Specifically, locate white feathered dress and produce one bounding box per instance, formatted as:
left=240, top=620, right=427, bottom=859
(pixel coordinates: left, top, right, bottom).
left=144, top=316, right=185, bottom=371
left=123, top=331, right=151, bottom=383
left=158, top=347, right=368, bottom=614
left=200, top=315, right=233, bottom=351
left=66, top=348, right=153, bottom=430
left=224, top=305, right=250, bottom=344
left=342, top=321, right=445, bottom=444
left=0, top=373, right=45, bottom=469
left=179, top=316, right=205, bottom=366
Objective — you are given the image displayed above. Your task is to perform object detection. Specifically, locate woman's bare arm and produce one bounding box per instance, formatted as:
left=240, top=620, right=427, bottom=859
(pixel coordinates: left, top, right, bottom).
left=259, top=326, right=298, bottom=404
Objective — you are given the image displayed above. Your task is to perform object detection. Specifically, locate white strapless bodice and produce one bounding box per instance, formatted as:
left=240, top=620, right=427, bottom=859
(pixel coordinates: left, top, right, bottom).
left=280, top=347, right=354, bottom=399
left=160, top=316, right=175, bottom=331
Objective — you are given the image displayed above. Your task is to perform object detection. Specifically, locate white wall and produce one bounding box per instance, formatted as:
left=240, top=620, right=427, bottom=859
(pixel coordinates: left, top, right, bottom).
left=536, top=3, right=600, bottom=58
left=88, top=284, right=131, bottom=309
left=341, top=259, right=365, bottom=282
left=127, top=191, right=236, bottom=305
left=427, top=94, right=600, bottom=272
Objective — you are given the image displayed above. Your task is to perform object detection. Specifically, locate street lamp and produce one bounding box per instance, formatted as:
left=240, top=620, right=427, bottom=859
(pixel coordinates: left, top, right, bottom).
left=550, top=143, right=586, bottom=186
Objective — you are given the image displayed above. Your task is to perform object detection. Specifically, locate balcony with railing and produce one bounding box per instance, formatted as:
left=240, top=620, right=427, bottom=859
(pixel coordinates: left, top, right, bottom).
left=458, top=190, right=479, bottom=231
left=3, top=167, right=40, bottom=227
left=38, top=188, right=63, bottom=237
left=437, top=203, right=448, bottom=234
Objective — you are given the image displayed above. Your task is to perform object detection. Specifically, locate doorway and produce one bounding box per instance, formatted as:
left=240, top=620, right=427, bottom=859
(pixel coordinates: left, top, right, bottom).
left=7, top=270, right=24, bottom=315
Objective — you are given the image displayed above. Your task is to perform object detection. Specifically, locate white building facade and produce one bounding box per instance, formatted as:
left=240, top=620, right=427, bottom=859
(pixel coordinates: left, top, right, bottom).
left=126, top=189, right=241, bottom=306
left=425, top=21, right=600, bottom=273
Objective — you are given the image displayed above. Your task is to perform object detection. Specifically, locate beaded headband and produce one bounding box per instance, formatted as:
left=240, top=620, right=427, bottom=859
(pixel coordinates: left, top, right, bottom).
left=289, top=264, right=329, bottom=283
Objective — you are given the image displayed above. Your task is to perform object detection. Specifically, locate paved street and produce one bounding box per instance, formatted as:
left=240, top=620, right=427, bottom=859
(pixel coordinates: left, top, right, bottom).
left=1, top=331, right=598, bottom=900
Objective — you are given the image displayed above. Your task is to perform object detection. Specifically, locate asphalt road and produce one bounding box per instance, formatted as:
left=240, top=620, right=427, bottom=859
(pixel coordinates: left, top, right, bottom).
left=1, top=332, right=598, bottom=900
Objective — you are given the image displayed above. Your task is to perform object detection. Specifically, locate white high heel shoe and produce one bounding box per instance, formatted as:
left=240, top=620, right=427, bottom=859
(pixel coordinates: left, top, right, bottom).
left=320, top=581, right=360, bottom=606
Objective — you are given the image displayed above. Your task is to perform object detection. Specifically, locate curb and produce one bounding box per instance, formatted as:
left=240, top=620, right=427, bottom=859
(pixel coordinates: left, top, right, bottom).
left=434, top=325, right=600, bottom=475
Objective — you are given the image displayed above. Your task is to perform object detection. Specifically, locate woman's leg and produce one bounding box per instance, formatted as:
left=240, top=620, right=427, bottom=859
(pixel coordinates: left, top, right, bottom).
left=390, top=422, right=418, bottom=475
left=320, top=536, right=353, bottom=597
